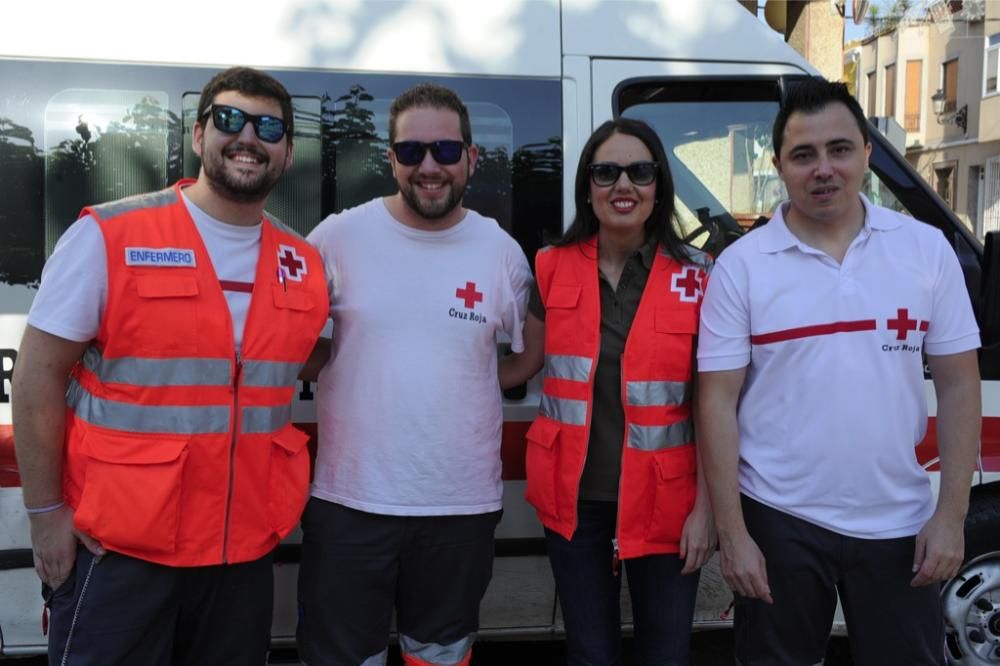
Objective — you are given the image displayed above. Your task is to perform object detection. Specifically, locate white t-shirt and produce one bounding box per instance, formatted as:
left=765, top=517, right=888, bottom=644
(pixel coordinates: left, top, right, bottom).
left=697, top=195, right=980, bottom=538
left=307, top=198, right=533, bottom=516
left=28, top=192, right=261, bottom=352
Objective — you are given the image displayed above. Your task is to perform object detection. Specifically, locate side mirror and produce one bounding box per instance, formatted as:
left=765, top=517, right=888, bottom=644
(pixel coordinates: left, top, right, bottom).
left=981, top=231, right=1000, bottom=347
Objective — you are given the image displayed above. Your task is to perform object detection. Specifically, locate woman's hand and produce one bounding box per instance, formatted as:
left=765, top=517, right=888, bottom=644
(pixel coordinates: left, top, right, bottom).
left=679, top=493, right=717, bottom=574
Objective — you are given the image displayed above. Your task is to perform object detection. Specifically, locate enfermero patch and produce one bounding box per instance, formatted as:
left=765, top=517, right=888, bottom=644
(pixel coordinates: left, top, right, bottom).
left=125, top=247, right=197, bottom=267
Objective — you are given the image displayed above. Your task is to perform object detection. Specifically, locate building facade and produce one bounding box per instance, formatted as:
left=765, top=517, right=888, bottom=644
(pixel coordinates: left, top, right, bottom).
left=846, top=1, right=1000, bottom=239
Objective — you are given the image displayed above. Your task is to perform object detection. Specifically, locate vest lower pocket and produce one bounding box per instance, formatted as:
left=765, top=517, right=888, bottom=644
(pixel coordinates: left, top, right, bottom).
left=645, top=444, right=697, bottom=545
left=267, top=423, right=311, bottom=538
left=74, top=429, right=189, bottom=554
left=524, top=417, right=561, bottom=521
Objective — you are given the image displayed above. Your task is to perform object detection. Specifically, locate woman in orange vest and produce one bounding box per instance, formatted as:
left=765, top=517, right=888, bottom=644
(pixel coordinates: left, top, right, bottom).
left=501, top=118, right=715, bottom=665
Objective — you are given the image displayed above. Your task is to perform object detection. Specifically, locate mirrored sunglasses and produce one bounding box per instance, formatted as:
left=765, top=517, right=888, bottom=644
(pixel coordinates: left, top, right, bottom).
left=392, top=140, right=466, bottom=166
left=589, top=161, right=659, bottom=187
left=201, top=104, right=287, bottom=143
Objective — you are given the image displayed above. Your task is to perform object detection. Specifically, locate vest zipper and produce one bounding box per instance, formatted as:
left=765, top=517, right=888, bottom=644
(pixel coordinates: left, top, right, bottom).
left=222, top=352, right=242, bottom=563
left=614, top=351, right=627, bottom=575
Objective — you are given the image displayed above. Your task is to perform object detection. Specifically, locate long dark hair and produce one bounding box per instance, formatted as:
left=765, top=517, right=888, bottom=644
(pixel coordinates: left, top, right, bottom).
left=556, top=118, right=690, bottom=265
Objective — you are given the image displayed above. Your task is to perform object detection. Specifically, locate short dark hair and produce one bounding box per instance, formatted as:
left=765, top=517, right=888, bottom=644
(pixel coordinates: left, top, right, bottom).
left=772, top=77, right=869, bottom=156
left=557, top=118, right=690, bottom=265
left=196, top=67, right=294, bottom=139
left=388, top=83, right=472, bottom=146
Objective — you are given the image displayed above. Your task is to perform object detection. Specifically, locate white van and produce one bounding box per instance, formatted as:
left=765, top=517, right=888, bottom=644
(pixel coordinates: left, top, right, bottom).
left=1, top=1, right=998, bottom=662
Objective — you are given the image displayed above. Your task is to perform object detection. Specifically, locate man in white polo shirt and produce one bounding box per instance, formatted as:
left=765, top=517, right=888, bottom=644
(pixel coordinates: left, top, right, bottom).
left=697, top=77, right=981, bottom=664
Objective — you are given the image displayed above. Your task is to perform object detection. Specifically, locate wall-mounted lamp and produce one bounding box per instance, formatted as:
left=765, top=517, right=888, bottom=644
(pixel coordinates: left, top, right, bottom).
left=931, top=88, right=968, bottom=133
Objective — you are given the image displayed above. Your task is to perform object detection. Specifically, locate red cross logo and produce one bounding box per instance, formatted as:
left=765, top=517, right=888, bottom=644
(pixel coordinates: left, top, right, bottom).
left=670, top=267, right=703, bottom=303
left=277, top=245, right=307, bottom=282
left=455, top=281, right=484, bottom=309
left=887, top=308, right=918, bottom=340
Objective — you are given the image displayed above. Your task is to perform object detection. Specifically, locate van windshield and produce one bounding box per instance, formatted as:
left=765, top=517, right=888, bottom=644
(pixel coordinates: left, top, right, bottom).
left=619, top=81, right=906, bottom=252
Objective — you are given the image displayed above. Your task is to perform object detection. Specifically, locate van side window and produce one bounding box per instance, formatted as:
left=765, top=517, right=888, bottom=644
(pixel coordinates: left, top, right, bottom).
left=0, top=60, right=562, bottom=290
left=44, top=89, right=172, bottom=255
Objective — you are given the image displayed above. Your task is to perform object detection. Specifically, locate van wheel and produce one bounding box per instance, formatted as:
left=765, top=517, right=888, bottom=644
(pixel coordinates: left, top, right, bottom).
left=943, top=492, right=1000, bottom=664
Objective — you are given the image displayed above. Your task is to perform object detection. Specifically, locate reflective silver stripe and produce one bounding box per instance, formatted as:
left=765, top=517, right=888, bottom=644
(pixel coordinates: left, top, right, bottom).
left=67, top=379, right=230, bottom=435
left=399, top=634, right=473, bottom=666
left=626, top=380, right=690, bottom=407
left=627, top=420, right=692, bottom=451
left=539, top=394, right=587, bottom=427
left=241, top=404, right=291, bottom=434
left=263, top=211, right=304, bottom=239
left=241, top=360, right=302, bottom=388
left=544, top=354, right=592, bottom=382
left=82, top=346, right=231, bottom=387
left=90, top=187, right=178, bottom=220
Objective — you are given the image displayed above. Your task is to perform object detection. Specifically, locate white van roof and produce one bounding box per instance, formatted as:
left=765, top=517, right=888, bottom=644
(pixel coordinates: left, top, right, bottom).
left=3, top=0, right=814, bottom=77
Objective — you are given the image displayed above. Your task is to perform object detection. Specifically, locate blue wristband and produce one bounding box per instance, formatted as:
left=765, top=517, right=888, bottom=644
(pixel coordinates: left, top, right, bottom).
left=25, top=501, right=65, bottom=515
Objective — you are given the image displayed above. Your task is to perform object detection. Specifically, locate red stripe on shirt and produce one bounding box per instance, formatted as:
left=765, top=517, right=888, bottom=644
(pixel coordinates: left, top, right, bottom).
left=751, top=319, right=878, bottom=345
left=220, top=280, right=253, bottom=293
left=919, top=321, right=929, bottom=331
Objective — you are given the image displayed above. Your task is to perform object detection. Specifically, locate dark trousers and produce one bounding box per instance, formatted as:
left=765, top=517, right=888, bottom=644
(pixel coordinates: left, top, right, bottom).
left=544, top=501, right=700, bottom=666
left=735, top=495, right=946, bottom=666
left=297, top=498, right=501, bottom=666
left=46, top=547, right=273, bottom=666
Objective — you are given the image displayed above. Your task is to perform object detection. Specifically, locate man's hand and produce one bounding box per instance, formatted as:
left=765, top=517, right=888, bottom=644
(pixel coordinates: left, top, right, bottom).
left=680, top=495, right=717, bottom=574
left=911, top=509, right=965, bottom=587
left=29, top=505, right=103, bottom=590
left=719, top=528, right=773, bottom=603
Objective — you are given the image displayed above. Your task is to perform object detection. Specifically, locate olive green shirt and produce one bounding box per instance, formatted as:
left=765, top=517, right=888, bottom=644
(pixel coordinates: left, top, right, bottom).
left=529, top=240, right=657, bottom=501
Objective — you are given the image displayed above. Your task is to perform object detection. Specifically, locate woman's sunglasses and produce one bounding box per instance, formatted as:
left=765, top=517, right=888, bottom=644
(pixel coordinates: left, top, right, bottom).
left=392, top=140, right=466, bottom=166
left=201, top=104, right=288, bottom=143
left=589, top=161, right=658, bottom=187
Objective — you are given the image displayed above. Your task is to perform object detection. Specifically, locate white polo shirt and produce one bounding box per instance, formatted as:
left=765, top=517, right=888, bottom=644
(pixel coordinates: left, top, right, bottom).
left=697, top=195, right=980, bottom=538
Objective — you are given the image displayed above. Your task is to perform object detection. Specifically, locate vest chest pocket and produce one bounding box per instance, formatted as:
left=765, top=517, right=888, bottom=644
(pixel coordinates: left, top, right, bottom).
left=546, top=284, right=581, bottom=309
left=131, top=274, right=201, bottom=354
left=645, top=444, right=697, bottom=546
left=267, top=423, right=311, bottom=537
left=271, top=284, right=320, bottom=351
left=271, top=284, right=314, bottom=312
left=524, top=417, right=561, bottom=521
left=654, top=306, right=698, bottom=334
left=74, top=429, right=189, bottom=555
left=545, top=284, right=583, bottom=344
left=653, top=306, right=698, bottom=376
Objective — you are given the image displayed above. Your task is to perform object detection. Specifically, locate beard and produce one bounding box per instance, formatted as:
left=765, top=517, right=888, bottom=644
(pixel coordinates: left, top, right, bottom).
left=399, top=173, right=468, bottom=221
left=202, top=142, right=285, bottom=204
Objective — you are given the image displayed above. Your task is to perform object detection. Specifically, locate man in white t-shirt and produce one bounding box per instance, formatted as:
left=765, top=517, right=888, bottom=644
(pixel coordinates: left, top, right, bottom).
left=697, top=78, right=981, bottom=664
left=12, top=67, right=329, bottom=665
left=299, top=83, right=532, bottom=666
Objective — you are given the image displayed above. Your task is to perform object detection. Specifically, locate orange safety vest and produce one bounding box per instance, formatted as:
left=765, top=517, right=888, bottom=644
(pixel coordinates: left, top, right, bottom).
left=62, top=180, right=329, bottom=567
left=525, top=239, right=709, bottom=559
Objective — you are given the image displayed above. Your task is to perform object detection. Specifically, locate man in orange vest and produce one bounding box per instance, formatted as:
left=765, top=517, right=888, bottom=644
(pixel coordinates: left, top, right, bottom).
left=12, top=67, right=328, bottom=665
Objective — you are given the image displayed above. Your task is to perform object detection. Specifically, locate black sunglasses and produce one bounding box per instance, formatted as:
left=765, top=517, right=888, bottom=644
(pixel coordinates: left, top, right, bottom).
left=589, top=161, right=659, bottom=187
left=392, top=140, right=466, bottom=166
left=201, top=104, right=288, bottom=143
